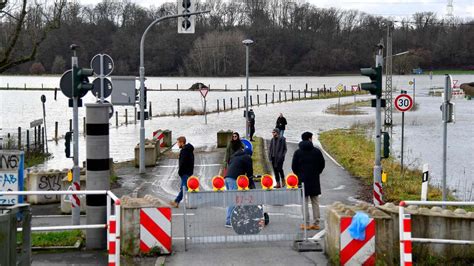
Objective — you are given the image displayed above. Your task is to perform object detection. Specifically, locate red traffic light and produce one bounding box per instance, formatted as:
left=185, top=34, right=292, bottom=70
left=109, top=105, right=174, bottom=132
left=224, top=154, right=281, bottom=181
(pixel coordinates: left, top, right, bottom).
left=261, top=174, right=273, bottom=190
left=212, top=176, right=225, bottom=191
left=286, top=174, right=298, bottom=189
left=237, top=175, right=249, bottom=190
left=187, top=176, right=200, bottom=192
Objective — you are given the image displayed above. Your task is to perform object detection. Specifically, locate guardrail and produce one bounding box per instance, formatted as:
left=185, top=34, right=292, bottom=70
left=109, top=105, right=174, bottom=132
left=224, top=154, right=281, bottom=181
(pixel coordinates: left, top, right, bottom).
left=0, top=190, right=121, bottom=266
left=399, top=200, right=474, bottom=266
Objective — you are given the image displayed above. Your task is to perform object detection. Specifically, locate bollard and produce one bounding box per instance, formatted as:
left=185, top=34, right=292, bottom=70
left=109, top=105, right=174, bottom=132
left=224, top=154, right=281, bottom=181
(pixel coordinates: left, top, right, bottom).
left=272, top=92, right=275, bottom=103
left=305, top=83, right=308, bottom=92
left=125, top=109, right=128, bottom=125
left=238, top=97, right=240, bottom=108
left=18, top=127, right=21, bottom=149
left=284, top=91, right=287, bottom=101
left=134, top=107, right=137, bottom=123
left=241, top=84, right=243, bottom=91
left=115, top=111, right=118, bottom=127
left=257, top=94, right=260, bottom=105
left=298, top=90, right=301, bottom=99
left=217, top=99, right=220, bottom=113
left=292, top=91, right=294, bottom=101
left=279, top=91, right=281, bottom=102
left=250, top=95, right=253, bottom=106
left=54, top=87, right=57, bottom=100
left=230, top=98, right=233, bottom=109
left=69, top=119, right=72, bottom=132
left=149, top=102, right=152, bottom=118
left=265, top=93, right=268, bottom=105
left=160, top=83, right=162, bottom=90
left=26, top=130, right=30, bottom=154
left=176, top=84, right=178, bottom=91
left=223, top=99, right=226, bottom=111
left=55, top=122, right=58, bottom=143
left=177, top=99, right=180, bottom=117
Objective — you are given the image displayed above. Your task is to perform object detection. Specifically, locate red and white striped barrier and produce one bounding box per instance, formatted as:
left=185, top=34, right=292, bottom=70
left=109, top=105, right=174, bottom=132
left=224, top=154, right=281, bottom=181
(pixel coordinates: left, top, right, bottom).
left=340, top=216, right=376, bottom=266
left=108, top=215, right=117, bottom=266
left=152, top=130, right=165, bottom=147
left=399, top=213, right=413, bottom=266
left=373, top=182, right=384, bottom=206
left=140, top=207, right=172, bottom=254
left=106, top=191, right=121, bottom=266
left=71, top=181, right=81, bottom=210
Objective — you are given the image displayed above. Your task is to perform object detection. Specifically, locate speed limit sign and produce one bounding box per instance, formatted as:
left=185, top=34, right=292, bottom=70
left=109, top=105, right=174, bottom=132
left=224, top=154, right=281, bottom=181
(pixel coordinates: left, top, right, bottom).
left=394, top=94, right=413, bottom=112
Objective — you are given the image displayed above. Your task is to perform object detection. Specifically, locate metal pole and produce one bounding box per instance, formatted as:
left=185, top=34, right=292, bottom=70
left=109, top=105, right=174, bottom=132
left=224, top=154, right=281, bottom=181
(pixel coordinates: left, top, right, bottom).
left=71, top=50, right=80, bottom=225
left=245, top=45, right=250, bottom=139
left=413, top=78, right=416, bottom=106
left=204, top=98, right=207, bottom=125
left=138, top=11, right=210, bottom=174
left=401, top=111, right=405, bottom=172
left=41, top=96, right=48, bottom=153
left=100, top=54, right=104, bottom=103
left=442, top=75, right=449, bottom=203
left=374, top=44, right=384, bottom=206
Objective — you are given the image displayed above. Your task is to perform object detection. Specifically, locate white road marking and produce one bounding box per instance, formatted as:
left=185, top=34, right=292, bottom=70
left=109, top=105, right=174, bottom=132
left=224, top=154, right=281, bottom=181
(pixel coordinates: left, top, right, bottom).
left=331, top=185, right=346, bottom=190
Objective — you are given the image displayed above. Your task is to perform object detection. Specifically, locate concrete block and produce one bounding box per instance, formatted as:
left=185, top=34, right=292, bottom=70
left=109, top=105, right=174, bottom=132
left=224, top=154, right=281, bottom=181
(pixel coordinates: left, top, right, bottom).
left=134, top=144, right=157, bottom=167
left=121, top=195, right=168, bottom=256
left=217, top=130, right=233, bottom=148
left=26, top=170, right=66, bottom=204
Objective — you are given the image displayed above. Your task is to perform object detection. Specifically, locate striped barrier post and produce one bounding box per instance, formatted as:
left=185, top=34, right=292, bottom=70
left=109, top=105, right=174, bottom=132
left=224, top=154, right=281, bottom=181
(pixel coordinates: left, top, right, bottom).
left=373, top=182, right=384, bottom=206
left=153, top=130, right=165, bottom=147
left=140, top=207, right=172, bottom=254
left=340, top=216, right=376, bottom=265
left=399, top=202, right=413, bottom=266
left=108, top=215, right=117, bottom=266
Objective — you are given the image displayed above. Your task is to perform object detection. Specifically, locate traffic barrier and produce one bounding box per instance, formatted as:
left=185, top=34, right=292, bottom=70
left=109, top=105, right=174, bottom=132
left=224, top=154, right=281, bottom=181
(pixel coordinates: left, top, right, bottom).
left=187, top=176, right=200, bottom=192
left=140, top=207, right=172, bottom=255
left=399, top=200, right=474, bottom=265
left=237, top=175, right=249, bottom=190
left=340, top=217, right=376, bottom=265
left=373, top=182, right=384, bottom=206
left=182, top=187, right=305, bottom=246
left=285, top=173, right=298, bottom=189
left=261, top=174, right=274, bottom=190
left=212, top=176, right=225, bottom=191
left=152, top=130, right=165, bottom=147
left=108, top=215, right=117, bottom=265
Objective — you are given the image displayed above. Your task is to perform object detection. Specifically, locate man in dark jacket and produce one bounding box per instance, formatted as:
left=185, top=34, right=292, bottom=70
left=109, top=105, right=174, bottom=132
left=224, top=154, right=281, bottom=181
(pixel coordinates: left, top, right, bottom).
left=248, top=109, right=255, bottom=141
left=268, top=128, right=287, bottom=188
left=291, top=132, right=325, bottom=230
left=225, top=148, right=253, bottom=227
left=275, top=113, right=288, bottom=137
left=170, top=136, right=194, bottom=208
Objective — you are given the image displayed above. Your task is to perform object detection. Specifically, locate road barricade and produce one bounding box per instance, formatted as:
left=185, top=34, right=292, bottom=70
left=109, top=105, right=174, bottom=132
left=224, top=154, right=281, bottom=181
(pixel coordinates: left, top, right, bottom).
left=182, top=188, right=305, bottom=247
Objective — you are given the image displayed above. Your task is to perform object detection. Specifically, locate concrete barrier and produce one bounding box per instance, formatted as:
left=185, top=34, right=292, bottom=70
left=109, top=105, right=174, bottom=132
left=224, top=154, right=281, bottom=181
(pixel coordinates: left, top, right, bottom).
left=120, top=195, right=168, bottom=256
left=134, top=143, right=157, bottom=167
left=26, top=169, right=65, bottom=204
left=217, top=130, right=233, bottom=148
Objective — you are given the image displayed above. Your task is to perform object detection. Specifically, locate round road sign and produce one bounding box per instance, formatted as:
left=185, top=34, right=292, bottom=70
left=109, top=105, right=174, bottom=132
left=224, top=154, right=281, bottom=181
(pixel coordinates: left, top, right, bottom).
left=394, top=94, right=413, bottom=112
left=90, top=54, right=114, bottom=76
left=92, top=78, right=113, bottom=98
left=59, top=69, right=89, bottom=98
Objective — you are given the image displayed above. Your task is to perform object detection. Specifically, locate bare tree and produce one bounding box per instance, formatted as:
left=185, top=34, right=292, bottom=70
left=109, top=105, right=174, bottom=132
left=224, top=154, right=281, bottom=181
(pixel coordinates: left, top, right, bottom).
left=0, top=0, right=66, bottom=73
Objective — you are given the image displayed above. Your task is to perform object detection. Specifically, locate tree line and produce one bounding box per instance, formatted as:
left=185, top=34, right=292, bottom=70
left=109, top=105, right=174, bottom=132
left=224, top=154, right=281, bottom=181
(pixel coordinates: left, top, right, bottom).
left=1, top=0, right=473, bottom=76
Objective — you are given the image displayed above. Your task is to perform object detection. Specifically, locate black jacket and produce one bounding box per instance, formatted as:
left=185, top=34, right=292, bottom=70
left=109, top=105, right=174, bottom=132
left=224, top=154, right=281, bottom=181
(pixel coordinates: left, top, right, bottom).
left=178, top=143, right=194, bottom=176
left=291, top=141, right=325, bottom=196
left=226, top=150, right=253, bottom=180
left=276, top=117, right=287, bottom=130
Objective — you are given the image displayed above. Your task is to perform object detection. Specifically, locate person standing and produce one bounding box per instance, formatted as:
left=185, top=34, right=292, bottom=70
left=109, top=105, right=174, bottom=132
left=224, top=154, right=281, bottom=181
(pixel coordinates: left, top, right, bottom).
left=224, top=132, right=244, bottom=168
left=225, top=147, right=253, bottom=227
left=291, top=132, right=325, bottom=230
left=170, top=136, right=194, bottom=208
left=275, top=113, right=287, bottom=137
left=248, top=109, right=256, bottom=141
left=268, top=128, right=287, bottom=188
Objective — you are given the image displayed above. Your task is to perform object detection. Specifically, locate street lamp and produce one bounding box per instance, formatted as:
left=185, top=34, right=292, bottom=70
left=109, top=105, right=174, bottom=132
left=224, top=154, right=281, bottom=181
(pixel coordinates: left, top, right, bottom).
left=242, top=39, right=254, bottom=139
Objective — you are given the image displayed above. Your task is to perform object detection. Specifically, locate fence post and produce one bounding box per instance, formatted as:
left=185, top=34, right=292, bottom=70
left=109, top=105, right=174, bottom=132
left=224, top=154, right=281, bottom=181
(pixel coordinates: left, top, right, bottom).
left=250, top=95, right=253, bottom=106
left=238, top=97, right=240, bottom=109
left=83, top=117, right=86, bottom=135
left=115, top=112, right=118, bottom=127
left=318, top=88, right=320, bottom=98
left=55, top=122, right=58, bottom=143
left=134, top=107, right=137, bottom=123
left=225, top=84, right=227, bottom=91
left=279, top=91, right=281, bottom=102
left=160, top=83, right=162, bottom=90
left=18, top=127, right=22, bottom=150
left=244, top=96, right=246, bottom=107
left=257, top=95, right=260, bottom=105
left=273, top=85, right=275, bottom=92
left=257, top=85, right=259, bottom=91
left=223, top=99, right=226, bottom=111
left=306, top=83, right=308, bottom=92
left=292, top=91, right=294, bottom=101
left=230, top=98, right=233, bottom=109
left=241, top=84, right=243, bottom=91
left=149, top=102, right=152, bottom=118
left=125, top=109, right=128, bottom=125
left=217, top=100, right=220, bottom=113
left=26, top=130, right=30, bottom=154
left=265, top=93, right=268, bottom=105
left=284, top=91, right=287, bottom=101
left=272, top=92, right=275, bottom=103
left=177, top=99, right=180, bottom=117
left=69, top=119, right=72, bottom=132
left=34, top=126, right=37, bottom=149
left=304, top=90, right=307, bottom=98
left=177, top=84, right=179, bottom=91
left=298, top=90, right=301, bottom=99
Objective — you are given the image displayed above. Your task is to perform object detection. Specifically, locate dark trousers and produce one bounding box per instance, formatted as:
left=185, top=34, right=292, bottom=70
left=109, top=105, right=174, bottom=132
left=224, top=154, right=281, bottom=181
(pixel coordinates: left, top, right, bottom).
left=250, top=125, right=255, bottom=140
left=272, top=161, right=284, bottom=185
left=175, top=175, right=189, bottom=203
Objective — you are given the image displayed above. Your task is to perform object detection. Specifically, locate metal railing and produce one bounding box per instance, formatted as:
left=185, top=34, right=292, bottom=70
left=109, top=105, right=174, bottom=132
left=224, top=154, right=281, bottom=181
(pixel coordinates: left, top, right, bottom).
left=0, top=190, right=121, bottom=266
left=399, top=200, right=474, bottom=265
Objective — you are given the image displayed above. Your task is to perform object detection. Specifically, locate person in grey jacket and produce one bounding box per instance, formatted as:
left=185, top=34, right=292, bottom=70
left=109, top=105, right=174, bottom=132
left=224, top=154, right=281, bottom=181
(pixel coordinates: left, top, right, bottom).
left=268, top=128, right=287, bottom=188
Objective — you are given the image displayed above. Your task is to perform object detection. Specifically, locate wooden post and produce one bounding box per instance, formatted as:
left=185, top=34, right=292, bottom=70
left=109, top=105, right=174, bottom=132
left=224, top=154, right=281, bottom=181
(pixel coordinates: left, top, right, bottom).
left=238, top=97, right=240, bottom=109
left=304, top=90, right=307, bottom=98
left=257, top=95, right=260, bottom=105
left=298, top=90, right=301, bottom=99
left=217, top=99, right=220, bottom=113
left=292, top=91, right=294, bottom=101
left=149, top=102, right=152, bottom=117
left=177, top=99, right=180, bottom=117
left=125, top=109, right=128, bottom=125
left=26, top=130, right=30, bottom=154
left=284, top=91, right=287, bottom=101
left=230, top=98, right=233, bottom=109
left=83, top=117, right=86, bottom=135
left=69, top=119, right=72, bottom=132
left=18, top=127, right=21, bottom=150
left=250, top=95, right=253, bottom=106
left=223, top=99, right=226, bottom=110
left=265, top=94, right=268, bottom=105
left=115, top=112, right=118, bottom=127
left=279, top=91, right=281, bottom=102
left=55, top=122, right=58, bottom=143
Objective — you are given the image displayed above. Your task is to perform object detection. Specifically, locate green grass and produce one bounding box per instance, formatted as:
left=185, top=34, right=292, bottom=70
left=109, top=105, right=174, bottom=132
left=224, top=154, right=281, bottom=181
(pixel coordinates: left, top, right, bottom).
left=25, top=152, right=51, bottom=168
left=325, top=100, right=370, bottom=115
left=429, top=69, right=474, bottom=75
left=18, top=230, right=83, bottom=247
left=251, top=136, right=267, bottom=176
left=319, top=126, right=446, bottom=203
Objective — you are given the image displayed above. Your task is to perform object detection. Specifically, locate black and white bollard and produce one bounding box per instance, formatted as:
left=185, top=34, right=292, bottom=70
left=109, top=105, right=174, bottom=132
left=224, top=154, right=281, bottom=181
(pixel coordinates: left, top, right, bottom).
left=85, top=103, right=111, bottom=249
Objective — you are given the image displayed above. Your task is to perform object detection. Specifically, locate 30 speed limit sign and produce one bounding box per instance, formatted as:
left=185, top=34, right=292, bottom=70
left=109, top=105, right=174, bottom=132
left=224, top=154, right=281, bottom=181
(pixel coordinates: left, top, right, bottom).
left=394, top=94, right=413, bottom=112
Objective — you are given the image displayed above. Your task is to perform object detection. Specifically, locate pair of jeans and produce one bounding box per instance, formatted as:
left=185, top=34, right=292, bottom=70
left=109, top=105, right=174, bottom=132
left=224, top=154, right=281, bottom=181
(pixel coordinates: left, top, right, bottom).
left=272, top=161, right=285, bottom=185
left=304, top=195, right=320, bottom=225
left=280, top=130, right=285, bottom=137
left=225, top=177, right=237, bottom=225
left=174, top=175, right=189, bottom=203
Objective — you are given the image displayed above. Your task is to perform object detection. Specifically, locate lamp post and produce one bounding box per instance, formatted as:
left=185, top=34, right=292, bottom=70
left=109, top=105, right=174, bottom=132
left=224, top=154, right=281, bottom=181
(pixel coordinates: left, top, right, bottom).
left=242, top=39, right=254, bottom=139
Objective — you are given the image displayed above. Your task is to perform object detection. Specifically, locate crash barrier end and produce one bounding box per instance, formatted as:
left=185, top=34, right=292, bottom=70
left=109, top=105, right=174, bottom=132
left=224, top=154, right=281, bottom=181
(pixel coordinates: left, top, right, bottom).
left=187, top=176, right=200, bottom=192
left=285, top=173, right=299, bottom=189
left=121, top=195, right=171, bottom=256
left=217, top=130, right=233, bottom=148
left=212, top=176, right=225, bottom=191
left=237, top=175, right=249, bottom=190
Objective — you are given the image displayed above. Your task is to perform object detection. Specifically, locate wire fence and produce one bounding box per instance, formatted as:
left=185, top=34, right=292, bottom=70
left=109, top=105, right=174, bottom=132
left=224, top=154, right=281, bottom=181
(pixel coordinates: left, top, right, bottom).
left=183, top=188, right=304, bottom=246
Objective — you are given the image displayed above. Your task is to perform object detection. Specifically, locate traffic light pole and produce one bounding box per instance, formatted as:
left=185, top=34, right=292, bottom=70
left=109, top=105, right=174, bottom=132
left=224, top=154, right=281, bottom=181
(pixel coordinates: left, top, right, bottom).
left=138, top=11, right=210, bottom=173
left=71, top=49, right=80, bottom=225
left=374, top=45, right=384, bottom=206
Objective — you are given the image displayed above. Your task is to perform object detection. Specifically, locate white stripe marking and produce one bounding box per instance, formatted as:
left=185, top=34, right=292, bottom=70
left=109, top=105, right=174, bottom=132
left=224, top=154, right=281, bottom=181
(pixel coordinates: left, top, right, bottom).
left=140, top=225, right=170, bottom=253
left=142, top=208, right=171, bottom=235
left=108, top=255, right=115, bottom=263
left=345, top=236, right=375, bottom=265
left=340, top=226, right=352, bottom=250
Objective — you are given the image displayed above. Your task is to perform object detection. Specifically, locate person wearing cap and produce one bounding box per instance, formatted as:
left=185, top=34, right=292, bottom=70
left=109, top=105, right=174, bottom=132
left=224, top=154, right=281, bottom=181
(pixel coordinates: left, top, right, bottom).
left=268, top=128, right=287, bottom=188
left=224, top=147, right=253, bottom=228
left=248, top=109, right=256, bottom=141
left=291, top=131, right=325, bottom=230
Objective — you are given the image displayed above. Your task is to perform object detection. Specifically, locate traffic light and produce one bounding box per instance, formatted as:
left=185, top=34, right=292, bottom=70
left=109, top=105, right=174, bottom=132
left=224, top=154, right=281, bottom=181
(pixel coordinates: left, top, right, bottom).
left=382, top=132, right=390, bottom=159
left=73, top=66, right=94, bottom=97
left=177, top=0, right=195, bottom=34
left=65, top=131, right=73, bottom=158
left=360, top=66, right=382, bottom=97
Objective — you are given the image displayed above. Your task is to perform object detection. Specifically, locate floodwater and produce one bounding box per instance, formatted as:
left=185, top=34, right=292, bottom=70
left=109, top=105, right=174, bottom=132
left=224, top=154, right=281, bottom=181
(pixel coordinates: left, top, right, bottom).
left=1, top=74, right=473, bottom=199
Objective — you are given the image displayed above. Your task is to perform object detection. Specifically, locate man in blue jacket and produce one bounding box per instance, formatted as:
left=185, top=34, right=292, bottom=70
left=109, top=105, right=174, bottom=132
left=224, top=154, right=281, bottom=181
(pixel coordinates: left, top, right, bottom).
left=170, top=136, right=194, bottom=208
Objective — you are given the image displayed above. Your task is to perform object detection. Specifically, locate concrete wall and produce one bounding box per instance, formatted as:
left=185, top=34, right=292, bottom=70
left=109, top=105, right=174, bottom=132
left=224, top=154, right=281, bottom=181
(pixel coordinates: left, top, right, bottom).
left=121, top=195, right=168, bottom=256
left=217, top=130, right=233, bottom=148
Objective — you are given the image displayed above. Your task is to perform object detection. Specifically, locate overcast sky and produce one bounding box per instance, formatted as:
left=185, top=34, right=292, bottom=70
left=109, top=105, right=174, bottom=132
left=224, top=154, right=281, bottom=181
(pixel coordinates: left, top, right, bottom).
left=78, top=0, right=474, bottom=19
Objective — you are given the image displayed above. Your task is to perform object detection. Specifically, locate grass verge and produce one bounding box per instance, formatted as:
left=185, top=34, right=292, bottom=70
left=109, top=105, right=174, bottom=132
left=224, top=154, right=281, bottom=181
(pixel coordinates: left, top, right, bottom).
left=319, top=126, right=446, bottom=203
left=25, top=152, right=51, bottom=168
left=325, top=100, right=370, bottom=115
left=251, top=136, right=267, bottom=176
left=18, top=230, right=84, bottom=247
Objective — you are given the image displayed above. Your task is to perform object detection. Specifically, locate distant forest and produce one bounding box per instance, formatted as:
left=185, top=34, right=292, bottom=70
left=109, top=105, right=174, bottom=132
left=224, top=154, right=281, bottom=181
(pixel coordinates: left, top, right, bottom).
left=1, top=0, right=473, bottom=76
